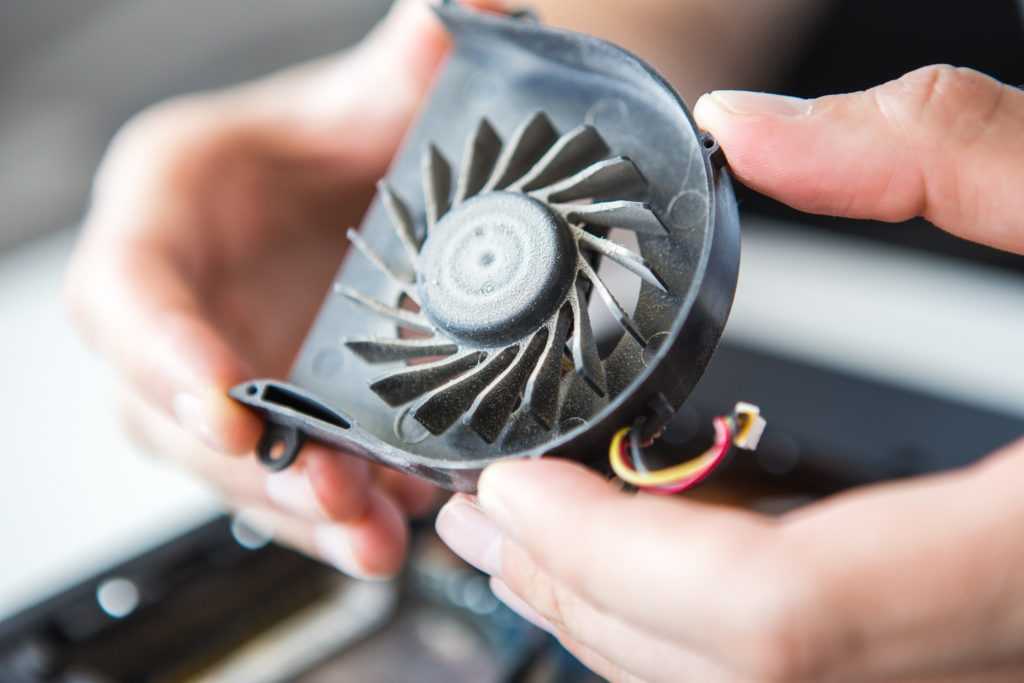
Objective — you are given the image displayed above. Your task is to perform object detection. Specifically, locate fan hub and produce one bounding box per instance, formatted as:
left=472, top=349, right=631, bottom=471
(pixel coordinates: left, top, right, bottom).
left=417, top=192, right=575, bottom=346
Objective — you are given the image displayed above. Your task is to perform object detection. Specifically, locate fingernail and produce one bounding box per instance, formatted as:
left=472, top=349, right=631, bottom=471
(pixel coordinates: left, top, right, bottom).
left=490, top=578, right=555, bottom=634
left=435, top=496, right=503, bottom=577
left=171, top=391, right=220, bottom=450
left=266, top=469, right=327, bottom=520
left=477, top=469, right=520, bottom=544
left=708, top=90, right=810, bottom=117
left=314, top=524, right=390, bottom=581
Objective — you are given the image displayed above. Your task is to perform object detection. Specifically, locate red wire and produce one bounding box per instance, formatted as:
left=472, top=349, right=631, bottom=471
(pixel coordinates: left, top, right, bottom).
left=623, top=417, right=731, bottom=495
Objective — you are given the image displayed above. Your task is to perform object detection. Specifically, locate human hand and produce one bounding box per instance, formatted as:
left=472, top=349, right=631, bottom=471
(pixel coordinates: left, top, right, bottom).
left=64, top=0, right=500, bottom=579
left=436, top=66, right=1024, bottom=681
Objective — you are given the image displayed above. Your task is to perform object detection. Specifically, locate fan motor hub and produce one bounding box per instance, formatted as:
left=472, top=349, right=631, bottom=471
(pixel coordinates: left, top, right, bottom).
left=417, top=192, right=575, bottom=346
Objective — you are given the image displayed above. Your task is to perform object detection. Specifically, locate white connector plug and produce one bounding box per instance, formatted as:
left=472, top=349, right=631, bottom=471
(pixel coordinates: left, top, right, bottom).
left=732, top=402, right=766, bottom=450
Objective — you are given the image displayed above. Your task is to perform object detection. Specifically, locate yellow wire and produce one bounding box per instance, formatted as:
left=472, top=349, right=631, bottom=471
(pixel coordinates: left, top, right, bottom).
left=733, top=415, right=753, bottom=443
left=732, top=406, right=762, bottom=444
left=609, top=426, right=723, bottom=488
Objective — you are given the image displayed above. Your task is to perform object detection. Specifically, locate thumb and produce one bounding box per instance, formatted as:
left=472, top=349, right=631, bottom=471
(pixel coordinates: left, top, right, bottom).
left=694, top=65, right=1024, bottom=255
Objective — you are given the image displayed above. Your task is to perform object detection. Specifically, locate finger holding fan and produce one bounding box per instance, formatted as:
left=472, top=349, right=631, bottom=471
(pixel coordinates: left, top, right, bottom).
left=231, top=1, right=741, bottom=493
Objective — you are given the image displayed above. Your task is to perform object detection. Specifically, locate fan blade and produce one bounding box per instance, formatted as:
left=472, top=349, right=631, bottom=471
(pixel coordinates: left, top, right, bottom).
left=510, top=125, right=609, bottom=192
left=523, top=304, right=572, bottom=429
left=344, top=338, right=458, bottom=363
left=377, top=182, right=420, bottom=267
left=336, top=287, right=434, bottom=333
left=535, top=156, right=646, bottom=202
left=466, top=329, right=548, bottom=442
left=573, top=227, right=667, bottom=290
left=453, top=118, right=502, bottom=204
left=345, top=228, right=420, bottom=305
left=555, top=200, right=668, bottom=235
left=482, top=111, right=558, bottom=192
left=369, top=351, right=485, bottom=407
left=410, top=347, right=519, bottom=435
left=578, top=257, right=646, bottom=346
left=569, top=279, right=606, bottom=395
left=422, top=144, right=451, bottom=231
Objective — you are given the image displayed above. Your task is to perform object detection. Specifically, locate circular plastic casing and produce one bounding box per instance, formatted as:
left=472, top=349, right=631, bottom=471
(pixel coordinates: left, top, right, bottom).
left=230, top=2, right=740, bottom=492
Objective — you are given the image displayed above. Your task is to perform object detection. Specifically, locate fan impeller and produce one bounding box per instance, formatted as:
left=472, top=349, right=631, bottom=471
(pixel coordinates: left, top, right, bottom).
left=341, top=112, right=668, bottom=443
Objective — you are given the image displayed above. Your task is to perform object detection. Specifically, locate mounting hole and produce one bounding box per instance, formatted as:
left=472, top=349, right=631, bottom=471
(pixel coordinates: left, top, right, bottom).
left=257, top=425, right=304, bottom=471
left=268, top=439, right=286, bottom=460
left=245, top=384, right=258, bottom=396
left=699, top=132, right=720, bottom=152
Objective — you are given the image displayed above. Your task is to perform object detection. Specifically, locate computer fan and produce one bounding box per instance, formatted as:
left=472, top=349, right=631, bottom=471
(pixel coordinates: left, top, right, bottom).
left=230, top=1, right=740, bottom=492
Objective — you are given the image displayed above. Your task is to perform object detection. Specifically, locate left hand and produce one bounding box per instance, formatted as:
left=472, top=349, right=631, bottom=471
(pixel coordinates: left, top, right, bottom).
left=437, top=66, right=1024, bottom=682
left=64, top=0, right=467, bottom=579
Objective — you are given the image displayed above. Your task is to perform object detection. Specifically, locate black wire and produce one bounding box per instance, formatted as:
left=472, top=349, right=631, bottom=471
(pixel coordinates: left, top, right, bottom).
left=629, top=418, right=650, bottom=474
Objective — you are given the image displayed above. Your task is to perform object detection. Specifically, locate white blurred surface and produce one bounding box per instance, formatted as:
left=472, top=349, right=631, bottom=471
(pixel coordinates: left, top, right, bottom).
left=725, top=218, right=1024, bottom=420
left=0, top=229, right=220, bottom=620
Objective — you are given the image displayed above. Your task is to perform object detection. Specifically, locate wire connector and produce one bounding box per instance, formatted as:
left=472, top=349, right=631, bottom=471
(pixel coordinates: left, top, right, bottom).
left=731, top=402, right=766, bottom=450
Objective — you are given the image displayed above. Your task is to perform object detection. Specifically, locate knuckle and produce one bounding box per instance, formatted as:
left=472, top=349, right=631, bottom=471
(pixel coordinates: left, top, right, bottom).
left=522, top=565, right=579, bottom=634
left=878, top=65, right=1005, bottom=146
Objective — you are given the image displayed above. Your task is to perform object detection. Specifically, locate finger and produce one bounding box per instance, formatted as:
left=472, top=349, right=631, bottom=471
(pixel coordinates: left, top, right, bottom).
left=65, top=0, right=448, bottom=454
left=279, top=443, right=373, bottom=523
left=118, top=381, right=374, bottom=524
left=467, top=460, right=789, bottom=657
left=373, top=466, right=443, bottom=517
left=472, top=447, right=1024, bottom=682
left=491, top=579, right=643, bottom=683
left=232, top=495, right=408, bottom=580
left=123, top=383, right=410, bottom=579
left=775, top=437, right=1024, bottom=680
left=435, top=487, right=781, bottom=677
left=488, top=551, right=736, bottom=683
left=694, top=65, right=1024, bottom=254
left=66, top=241, right=262, bottom=454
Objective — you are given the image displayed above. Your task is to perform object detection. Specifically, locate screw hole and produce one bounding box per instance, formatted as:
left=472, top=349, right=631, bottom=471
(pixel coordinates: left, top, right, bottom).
left=268, top=439, right=287, bottom=461
left=257, top=425, right=304, bottom=471
left=702, top=136, right=716, bottom=149
left=246, top=384, right=258, bottom=396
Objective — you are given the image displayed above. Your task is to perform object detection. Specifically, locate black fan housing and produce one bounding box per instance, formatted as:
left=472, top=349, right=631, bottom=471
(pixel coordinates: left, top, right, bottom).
left=231, top=2, right=741, bottom=492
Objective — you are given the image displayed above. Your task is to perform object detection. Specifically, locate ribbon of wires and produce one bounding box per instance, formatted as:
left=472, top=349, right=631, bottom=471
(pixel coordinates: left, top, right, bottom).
left=609, top=405, right=762, bottom=495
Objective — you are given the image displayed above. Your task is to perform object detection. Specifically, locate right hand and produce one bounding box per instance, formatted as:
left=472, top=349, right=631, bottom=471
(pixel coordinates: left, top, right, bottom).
left=436, top=66, right=1024, bottom=682
left=64, top=0, right=498, bottom=579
